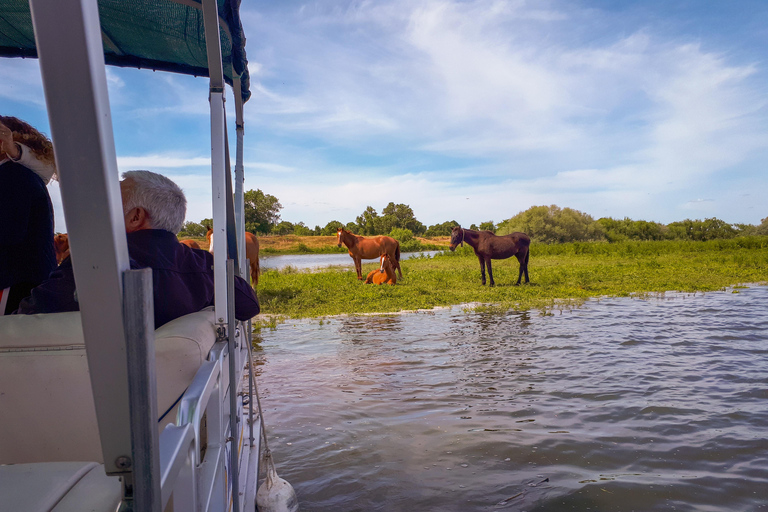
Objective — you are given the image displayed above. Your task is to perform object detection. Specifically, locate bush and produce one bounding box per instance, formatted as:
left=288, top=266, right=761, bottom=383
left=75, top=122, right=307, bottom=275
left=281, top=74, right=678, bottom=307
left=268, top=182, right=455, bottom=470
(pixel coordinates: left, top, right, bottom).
left=389, top=228, right=414, bottom=243
left=497, top=205, right=605, bottom=244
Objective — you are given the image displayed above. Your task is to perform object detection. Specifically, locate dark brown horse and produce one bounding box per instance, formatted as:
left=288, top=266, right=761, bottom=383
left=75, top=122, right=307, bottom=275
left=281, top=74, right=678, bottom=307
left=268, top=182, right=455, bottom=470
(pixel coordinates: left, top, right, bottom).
left=337, top=227, right=402, bottom=280
left=449, top=226, right=530, bottom=286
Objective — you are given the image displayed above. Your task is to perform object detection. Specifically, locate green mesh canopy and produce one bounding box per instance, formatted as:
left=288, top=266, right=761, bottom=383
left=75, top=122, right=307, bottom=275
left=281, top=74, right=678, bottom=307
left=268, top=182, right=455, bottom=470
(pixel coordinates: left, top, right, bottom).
left=0, top=0, right=250, bottom=102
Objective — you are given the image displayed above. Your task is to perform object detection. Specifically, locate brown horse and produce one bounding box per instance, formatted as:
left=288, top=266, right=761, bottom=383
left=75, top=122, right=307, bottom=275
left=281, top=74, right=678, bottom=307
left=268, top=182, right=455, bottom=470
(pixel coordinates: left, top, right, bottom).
left=206, top=228, right=261, bottom=288
left=337, top=227, right=402, bottom=280
left=449, top=226, right=530, bottom=286
left=364, top=253, right=397, bottom=285
left=53, top=233, right=70, bottom=264
left=179, top=239, right=202, bottom=250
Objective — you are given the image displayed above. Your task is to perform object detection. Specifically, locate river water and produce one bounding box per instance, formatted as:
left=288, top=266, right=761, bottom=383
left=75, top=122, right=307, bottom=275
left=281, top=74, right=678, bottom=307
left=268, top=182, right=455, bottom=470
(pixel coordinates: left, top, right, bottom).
left=252, top=285, right=768, bottom=512
left=260, top=251, right=442, bottom=271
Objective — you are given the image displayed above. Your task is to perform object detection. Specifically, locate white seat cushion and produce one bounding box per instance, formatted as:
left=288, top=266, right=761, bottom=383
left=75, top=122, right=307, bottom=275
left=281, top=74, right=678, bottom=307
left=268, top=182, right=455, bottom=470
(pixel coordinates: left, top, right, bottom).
left=0, top=461, right=120, bottom=512
left=0, top=309, right=217, bottom=464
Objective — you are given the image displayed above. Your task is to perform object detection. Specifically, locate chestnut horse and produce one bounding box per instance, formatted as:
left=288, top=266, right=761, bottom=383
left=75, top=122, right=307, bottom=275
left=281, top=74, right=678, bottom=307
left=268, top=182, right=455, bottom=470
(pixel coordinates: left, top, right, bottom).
left=206, top=228, right=261, bottom=288
left=449, top=226, right=530, bottom=286
left=336, top=227, right=402, bottom=280
left=364, top=253, right=397, bottom=285
left=179, top=239, right=202, bottom=250
left=53, top=233, right=70, bottom=264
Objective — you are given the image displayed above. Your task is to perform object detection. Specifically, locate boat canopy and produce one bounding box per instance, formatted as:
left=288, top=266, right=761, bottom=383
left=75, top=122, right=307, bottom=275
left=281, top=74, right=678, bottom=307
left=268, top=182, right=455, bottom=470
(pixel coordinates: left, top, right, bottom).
left=0, top=0, right=250, bottom=102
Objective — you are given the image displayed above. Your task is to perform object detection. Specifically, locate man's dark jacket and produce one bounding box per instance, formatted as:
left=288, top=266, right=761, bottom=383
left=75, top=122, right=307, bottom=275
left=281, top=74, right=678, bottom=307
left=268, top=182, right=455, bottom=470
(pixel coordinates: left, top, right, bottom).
left=16, top=229, right=260, bottom=328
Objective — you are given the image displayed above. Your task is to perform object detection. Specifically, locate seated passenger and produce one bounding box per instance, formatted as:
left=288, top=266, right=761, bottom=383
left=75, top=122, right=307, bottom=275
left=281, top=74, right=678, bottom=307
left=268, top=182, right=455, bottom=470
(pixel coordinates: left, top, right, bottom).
left=0, top=117, right=57, bottom=314
left=15, top=170, right=260, bottom=327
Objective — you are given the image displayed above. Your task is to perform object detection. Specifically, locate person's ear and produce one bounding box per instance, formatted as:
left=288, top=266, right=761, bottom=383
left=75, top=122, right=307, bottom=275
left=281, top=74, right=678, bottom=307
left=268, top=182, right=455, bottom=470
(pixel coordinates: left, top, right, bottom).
left=124, top=207, right=149, bottom=232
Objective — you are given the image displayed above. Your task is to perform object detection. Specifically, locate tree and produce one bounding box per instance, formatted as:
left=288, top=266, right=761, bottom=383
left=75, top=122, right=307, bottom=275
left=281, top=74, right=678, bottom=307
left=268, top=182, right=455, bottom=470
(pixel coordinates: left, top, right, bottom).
left=381, top=202, right=426, bottom=234
left=244, top=189, right=282, bottom=235
left=294, top=222, right=313, bottom=236
left=321, top=220, right=344, bottom=236
left=177, top=220, right=207, bottom=237
left=479, top=221, right=495, bottom=232
left=356, top=206, right=379, bottom=235
left=667, top=218, right=737, bottom=241
left=271, top=221, right=294, bottom=235
left=497, top=205, right=605, bottom=243
left=757, top=217, right=768, bottom=236
left=425, top=221, right=458, bottom=237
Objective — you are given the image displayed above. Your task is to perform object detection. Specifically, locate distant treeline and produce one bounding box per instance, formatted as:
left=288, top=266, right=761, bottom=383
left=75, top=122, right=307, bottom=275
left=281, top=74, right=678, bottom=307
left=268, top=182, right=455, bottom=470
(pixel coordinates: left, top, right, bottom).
left=178, top=193, right=768, bottom=245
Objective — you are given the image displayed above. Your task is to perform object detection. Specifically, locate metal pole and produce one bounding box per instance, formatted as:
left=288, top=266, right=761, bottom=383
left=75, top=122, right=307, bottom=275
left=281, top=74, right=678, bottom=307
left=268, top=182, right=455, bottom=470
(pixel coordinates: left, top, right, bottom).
left=29, top=0, right=133, bottom=476
left=123, top=268, right=161, bottom=512
left=226, top=259, right=240, bottom=512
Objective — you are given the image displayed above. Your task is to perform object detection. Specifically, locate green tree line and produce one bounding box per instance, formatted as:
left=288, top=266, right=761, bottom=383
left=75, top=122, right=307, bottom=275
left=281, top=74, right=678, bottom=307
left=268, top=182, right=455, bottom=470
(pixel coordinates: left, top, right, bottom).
left=178, top=190, right=768, bottom=244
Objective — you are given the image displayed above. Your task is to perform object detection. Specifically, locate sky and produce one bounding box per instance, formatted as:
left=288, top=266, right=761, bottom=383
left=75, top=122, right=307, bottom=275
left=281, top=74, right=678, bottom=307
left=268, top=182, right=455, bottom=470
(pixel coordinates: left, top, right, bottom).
left=2, top=0, right=768, bottom=232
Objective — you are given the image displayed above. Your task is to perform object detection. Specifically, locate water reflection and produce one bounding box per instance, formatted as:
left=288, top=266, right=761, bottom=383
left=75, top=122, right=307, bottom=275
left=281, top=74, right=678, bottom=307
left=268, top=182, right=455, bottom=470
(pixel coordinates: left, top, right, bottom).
left=253, top=286, right=768, bottom=511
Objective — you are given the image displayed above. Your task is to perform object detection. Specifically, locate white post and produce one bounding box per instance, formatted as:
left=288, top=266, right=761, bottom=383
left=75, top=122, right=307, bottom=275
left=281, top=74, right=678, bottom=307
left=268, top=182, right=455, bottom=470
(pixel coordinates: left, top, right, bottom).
left=29, top=0, right=133, bottom=476
left=202, top=0, right=229, bottom=332
left=234, top=78, right=247, bottom=279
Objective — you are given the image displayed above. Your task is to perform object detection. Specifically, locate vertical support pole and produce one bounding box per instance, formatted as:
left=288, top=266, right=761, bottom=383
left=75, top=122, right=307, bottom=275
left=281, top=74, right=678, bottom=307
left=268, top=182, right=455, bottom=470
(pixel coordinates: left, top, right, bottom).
left=123, top=268, right=161, bottom=512
left=226, top=259, right=240, bottom=512
left=29, top=0, right=133, bottom=476
left=233, top=78, right=247, bottom=280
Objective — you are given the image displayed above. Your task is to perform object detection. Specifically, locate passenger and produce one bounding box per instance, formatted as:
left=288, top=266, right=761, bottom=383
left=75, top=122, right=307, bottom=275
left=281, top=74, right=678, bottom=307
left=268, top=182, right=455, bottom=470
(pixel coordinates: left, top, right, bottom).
left=15, top=170, right=260, bottom=327
left=0, top=117, right=57, bottom=315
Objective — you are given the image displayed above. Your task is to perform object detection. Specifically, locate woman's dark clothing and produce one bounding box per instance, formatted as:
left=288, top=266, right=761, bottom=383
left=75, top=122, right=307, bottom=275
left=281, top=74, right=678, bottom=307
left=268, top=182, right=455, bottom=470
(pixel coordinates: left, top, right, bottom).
left=0, top=160, right=56, bottom=314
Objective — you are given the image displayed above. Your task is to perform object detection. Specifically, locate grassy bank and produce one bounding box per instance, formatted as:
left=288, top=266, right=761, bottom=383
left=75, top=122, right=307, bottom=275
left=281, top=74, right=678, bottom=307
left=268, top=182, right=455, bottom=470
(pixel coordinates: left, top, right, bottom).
left=256, top=238, right=768, bottom=318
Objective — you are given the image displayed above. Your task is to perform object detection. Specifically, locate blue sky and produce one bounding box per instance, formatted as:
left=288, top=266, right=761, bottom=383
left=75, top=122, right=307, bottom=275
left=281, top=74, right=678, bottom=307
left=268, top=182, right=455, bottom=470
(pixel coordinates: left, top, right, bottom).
left=2, top=0, right=768, bottom=232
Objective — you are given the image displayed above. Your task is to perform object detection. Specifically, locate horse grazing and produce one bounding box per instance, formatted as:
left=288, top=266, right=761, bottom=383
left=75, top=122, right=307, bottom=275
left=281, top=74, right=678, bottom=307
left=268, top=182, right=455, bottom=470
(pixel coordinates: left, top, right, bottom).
left=179, top=239, right=202, bottom=250
left=364, top=253, right=397, bottom=285
left=449, top=226, right=530, bottom=286
left=206, top=228, right=261, bottom=288
left=337, top=227, right=402, bottom=280
left=53, top=233, right=70, bottom=264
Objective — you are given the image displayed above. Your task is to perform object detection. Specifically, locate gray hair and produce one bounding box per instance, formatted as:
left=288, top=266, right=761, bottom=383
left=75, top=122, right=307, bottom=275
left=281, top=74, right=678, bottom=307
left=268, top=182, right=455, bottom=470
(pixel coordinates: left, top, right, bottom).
left=122, top=170, right=187, bottom=234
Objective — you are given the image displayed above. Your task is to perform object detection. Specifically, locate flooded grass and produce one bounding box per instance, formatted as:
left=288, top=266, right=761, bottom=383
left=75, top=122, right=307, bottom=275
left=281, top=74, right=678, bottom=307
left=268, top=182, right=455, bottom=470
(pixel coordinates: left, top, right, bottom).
left=256, top=238, right=768, bottom=318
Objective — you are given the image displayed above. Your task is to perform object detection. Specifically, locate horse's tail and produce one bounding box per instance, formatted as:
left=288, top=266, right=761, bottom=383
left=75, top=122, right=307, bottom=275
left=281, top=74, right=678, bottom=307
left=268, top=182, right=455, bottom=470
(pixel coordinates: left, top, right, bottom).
left=396, top=242, right=401, bottom=263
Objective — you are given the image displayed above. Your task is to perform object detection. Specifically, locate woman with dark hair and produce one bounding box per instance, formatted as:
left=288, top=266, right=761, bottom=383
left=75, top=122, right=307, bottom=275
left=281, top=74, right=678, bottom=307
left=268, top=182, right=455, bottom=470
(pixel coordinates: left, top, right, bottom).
left=0, top=116, right=57, bottom=314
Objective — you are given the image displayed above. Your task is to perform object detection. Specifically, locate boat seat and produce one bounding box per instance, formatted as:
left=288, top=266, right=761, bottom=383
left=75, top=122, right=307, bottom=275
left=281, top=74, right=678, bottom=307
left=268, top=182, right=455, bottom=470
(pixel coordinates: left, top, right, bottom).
left=0, top=309, right=217, bottom=465
left=0, top=461, right=120, bottom=512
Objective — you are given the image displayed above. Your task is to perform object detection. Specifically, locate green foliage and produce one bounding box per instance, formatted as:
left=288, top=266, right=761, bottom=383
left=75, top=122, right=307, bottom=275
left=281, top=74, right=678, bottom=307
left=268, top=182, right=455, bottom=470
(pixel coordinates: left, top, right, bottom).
left=177, top=220, right=207, bottom=237
left=479, top=221, right=496, bottom=232
left=389, top=228, right=414, bottom=243
left=758, top=217, right=768, bottom=236
left=425, top=220, right=459, bottom=237
left=355, top=206, right=379, bottom=235
left=667, top=218, right=737, bottom=241
left=244, top=189, right=282, bottom=234
left=597, top=217, right=668, bottom=242
left=294, top=223, right=313, bottom=236
left=271, top=221, right=294, bottom=235
left=321, top=220, right=344, bottom=236
left=497, top=205, right=605, bottom=243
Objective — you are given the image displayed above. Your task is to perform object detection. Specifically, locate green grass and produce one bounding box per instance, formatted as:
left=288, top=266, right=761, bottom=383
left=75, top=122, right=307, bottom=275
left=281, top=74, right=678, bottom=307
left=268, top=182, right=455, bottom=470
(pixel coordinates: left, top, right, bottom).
left=255, top=238, right=768, bottom=318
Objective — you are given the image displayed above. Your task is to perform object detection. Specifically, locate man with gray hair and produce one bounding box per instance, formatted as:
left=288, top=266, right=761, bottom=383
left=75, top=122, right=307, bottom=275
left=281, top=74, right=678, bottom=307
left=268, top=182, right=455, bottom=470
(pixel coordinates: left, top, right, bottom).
left=16, top=170, right=259, bottom=328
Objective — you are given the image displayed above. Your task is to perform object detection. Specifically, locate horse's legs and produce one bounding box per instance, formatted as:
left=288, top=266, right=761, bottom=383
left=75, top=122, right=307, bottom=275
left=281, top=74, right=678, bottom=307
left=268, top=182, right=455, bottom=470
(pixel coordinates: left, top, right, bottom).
left=355, top=257, right=363, bottom=279
left=477, top=254, right=486, bottom=285
left=521, top=250, right=530, bottom=284
left=486, top=257, right=495, bottom=287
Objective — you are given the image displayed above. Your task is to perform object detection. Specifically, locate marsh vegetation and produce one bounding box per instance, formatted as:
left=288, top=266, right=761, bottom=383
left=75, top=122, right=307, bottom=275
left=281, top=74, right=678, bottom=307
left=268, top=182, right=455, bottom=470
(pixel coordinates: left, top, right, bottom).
left=255, top=237, right=768, bottom=318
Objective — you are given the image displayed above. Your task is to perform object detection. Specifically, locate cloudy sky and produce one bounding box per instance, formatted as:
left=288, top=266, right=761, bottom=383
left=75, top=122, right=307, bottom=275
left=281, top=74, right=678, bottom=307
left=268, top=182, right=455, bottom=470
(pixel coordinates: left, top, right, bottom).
left=2, top=0, right=768, bottom=232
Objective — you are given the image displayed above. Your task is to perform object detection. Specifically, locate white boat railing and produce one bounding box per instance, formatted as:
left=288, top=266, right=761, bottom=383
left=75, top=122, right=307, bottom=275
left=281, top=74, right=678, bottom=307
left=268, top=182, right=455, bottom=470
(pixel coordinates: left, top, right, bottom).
left=9, top=0, right=262, bottom=510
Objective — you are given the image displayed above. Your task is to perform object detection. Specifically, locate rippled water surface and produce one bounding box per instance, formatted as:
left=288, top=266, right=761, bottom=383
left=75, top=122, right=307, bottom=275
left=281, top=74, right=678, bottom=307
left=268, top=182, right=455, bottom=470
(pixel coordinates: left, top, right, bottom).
left=252, top=286, right=768, bottom=511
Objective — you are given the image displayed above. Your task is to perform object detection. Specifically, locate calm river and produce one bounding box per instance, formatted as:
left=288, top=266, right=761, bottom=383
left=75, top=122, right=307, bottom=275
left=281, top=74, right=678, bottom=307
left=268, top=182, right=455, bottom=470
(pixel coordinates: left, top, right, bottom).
left=252, top=285, right=768, bottom=511
left=260, top=251, right=442, bottom=271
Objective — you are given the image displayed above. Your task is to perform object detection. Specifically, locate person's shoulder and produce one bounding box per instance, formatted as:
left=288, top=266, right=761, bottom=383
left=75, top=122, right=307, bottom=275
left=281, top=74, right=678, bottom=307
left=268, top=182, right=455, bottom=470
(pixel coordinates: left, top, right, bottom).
left=0, top=160, right=45, bottom=189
